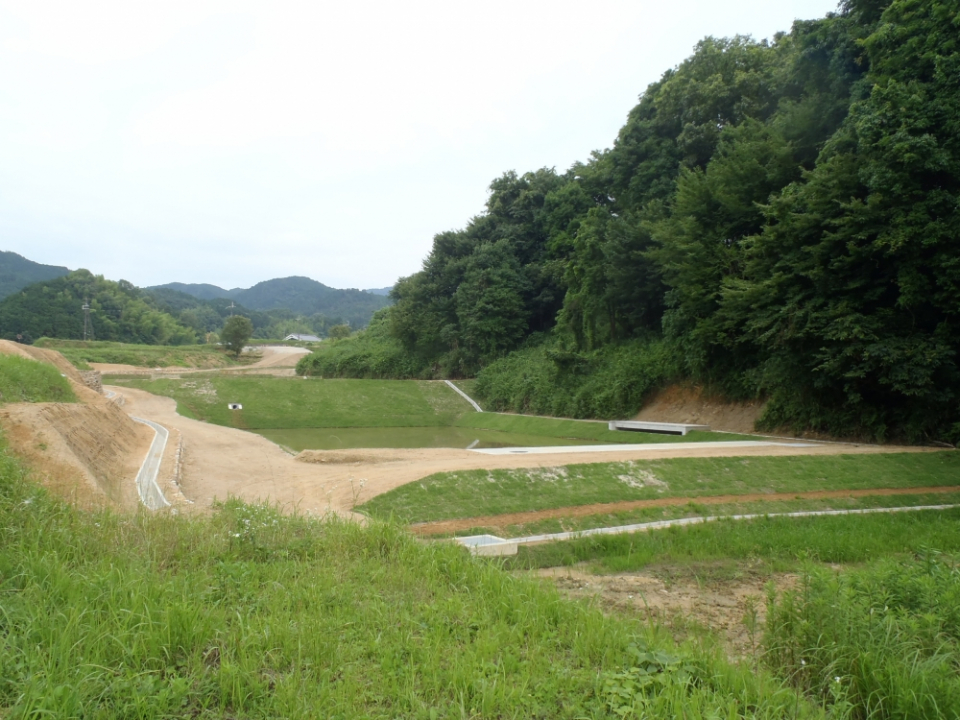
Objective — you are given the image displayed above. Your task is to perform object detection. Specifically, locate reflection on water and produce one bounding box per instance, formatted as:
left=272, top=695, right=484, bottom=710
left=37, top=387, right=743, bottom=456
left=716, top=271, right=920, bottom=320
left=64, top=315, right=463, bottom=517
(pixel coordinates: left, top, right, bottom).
left=254, top=426, right=610, bottom=452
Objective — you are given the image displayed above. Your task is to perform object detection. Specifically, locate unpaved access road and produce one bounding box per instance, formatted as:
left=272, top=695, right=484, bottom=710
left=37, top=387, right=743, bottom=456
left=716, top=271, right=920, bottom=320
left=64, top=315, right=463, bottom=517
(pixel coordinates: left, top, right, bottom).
left=110, top=385, right=940, bottom=517
left=91, top=345, right=310, bottom=376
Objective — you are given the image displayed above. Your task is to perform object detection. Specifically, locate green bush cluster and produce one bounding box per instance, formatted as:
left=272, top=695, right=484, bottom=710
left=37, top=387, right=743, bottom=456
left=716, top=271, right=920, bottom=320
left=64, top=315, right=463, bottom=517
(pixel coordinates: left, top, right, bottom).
left=765, top=552, right=960, bottom=719
left=474, top=337, right=675, bottom=418
left=0, top=354, right=76, bottom=404
left=296, top=310, right=429, bottom=379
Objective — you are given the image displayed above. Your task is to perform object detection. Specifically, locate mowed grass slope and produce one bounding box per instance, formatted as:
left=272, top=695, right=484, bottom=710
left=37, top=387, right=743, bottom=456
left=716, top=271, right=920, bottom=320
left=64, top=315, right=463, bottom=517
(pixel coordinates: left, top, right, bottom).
left=107, top=376, right=472, bottom=428
left=453, top=413, right=757, bottom=444
left=0, top=438, right=827, bottom=719
left=105, top=375, right=755, bottom=449
left=358, top=452, right=960, bottom=524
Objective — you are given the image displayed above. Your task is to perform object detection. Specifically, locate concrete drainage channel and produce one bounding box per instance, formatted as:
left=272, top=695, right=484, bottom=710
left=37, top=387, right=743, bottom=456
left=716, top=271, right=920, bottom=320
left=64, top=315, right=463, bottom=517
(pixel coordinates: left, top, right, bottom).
left=131, top=417, right=172, bottom=510
left=104, top=389, right=172, bottom=510
left=454, top=504, right=960, bottom=556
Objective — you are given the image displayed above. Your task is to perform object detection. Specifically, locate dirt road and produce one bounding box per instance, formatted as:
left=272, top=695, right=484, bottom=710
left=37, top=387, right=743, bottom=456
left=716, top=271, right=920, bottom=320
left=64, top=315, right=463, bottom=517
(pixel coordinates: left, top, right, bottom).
left=109, top=385, right=938, bottom=517
left=91, top=345, right=310, bottom=376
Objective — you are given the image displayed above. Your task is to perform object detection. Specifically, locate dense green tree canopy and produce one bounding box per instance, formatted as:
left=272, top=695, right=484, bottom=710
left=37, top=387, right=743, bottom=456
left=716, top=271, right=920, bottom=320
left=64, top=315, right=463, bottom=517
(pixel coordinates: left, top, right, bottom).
left=310, top=0, right=960, bottom=441
left=0, top=270, right=197, bottom=345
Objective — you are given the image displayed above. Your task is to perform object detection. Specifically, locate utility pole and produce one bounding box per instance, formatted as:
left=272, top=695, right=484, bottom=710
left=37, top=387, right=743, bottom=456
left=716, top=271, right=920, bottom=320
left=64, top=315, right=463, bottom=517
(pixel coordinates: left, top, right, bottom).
left=82, top=299, right=94, bottom=341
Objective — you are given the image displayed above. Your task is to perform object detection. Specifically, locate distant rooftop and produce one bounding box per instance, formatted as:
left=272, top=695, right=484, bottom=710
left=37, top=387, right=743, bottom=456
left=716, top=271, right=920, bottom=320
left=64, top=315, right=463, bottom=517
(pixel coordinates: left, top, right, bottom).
left=284, top=333, right=322, bottom=342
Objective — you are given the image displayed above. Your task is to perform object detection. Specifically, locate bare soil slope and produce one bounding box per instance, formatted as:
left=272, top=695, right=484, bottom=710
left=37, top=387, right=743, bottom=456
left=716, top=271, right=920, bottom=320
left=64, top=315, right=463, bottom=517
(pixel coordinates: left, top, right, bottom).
left=0, top=341, right=152, bottom=508
left=539, top=564, right=795, bottom=659
left=635, top=384, right=765, bottom=434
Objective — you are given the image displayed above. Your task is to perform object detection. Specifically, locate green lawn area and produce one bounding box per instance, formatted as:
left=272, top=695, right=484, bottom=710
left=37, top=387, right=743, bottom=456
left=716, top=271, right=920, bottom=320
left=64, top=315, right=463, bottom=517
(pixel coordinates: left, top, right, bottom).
left=104, top=375, right=759, bottom=449
left=357, top=451, right=960, bottom=524
left=453, top=412, right=757, bottom=444
left=37, top=339, right=241, bottom=370
left=105, top=376, right=474, bottom=429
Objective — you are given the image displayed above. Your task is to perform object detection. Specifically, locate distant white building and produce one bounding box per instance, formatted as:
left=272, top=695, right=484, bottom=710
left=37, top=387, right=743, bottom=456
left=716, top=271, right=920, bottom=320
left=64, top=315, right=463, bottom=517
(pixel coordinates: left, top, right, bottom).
left=283, top=333, right=322, bottom=343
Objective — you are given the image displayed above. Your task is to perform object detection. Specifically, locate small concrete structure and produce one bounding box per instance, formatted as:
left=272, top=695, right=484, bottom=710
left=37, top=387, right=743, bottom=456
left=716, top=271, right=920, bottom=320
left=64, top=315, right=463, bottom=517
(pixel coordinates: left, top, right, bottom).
left=608, top=420, right=710, bottom=436
left=454, top=534, right=518, bottom=556
left=283, top=333, right=322, bottom=343
left=228, top=403, right=243, bottom=410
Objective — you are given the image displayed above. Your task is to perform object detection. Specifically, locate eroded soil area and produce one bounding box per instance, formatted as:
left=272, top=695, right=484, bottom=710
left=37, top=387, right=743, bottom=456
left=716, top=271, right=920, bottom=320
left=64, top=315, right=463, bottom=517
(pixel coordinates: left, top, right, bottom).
left=537, top=562, right=796, bottom=659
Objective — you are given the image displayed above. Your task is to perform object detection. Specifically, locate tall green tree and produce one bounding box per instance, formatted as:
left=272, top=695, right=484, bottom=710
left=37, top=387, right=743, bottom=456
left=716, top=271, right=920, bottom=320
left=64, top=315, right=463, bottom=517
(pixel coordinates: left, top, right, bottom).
left=221, top=316, right=254, bottom=358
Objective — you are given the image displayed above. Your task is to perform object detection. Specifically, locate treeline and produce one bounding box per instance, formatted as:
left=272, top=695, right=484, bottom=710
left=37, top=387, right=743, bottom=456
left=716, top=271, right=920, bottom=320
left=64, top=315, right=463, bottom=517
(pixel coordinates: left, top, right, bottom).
left=0, top=271, right=356, bottom=345
left=150, top=276, right=390, bottom=329
left=144, top=288, right=352, bottom=341
left=300, top=0, right=960, bottom=442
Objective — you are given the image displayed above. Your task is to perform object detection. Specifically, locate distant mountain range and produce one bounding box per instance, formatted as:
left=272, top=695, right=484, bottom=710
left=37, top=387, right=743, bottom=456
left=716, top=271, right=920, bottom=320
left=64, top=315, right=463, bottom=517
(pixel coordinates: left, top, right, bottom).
left=0, top=251, right=393, bottom=330
left=148, top=276, right=391, bottom=326
left=0, top=251, right=71, bottom=300
left=145, top=276, right=390, bottom=327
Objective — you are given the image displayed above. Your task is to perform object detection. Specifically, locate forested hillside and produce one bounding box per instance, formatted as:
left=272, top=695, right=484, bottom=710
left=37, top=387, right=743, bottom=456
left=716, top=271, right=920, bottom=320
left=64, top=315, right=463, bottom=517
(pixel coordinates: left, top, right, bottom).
left=299, top=0, right=960, bottom=442
left=0, top=270, right=197, bottom=345
left=0, top=251, right=70, bottom=300
left=149, top=276, right=390, bottom=328
left=144, top=287, right=350, bottom=340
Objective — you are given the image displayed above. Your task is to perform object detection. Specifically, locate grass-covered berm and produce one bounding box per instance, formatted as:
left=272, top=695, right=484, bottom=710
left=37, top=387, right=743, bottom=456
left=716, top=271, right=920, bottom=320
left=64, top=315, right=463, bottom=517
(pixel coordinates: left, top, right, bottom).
left=35, top=338, right=246, bottom=371
left=0, top=438, right=834, bottom=719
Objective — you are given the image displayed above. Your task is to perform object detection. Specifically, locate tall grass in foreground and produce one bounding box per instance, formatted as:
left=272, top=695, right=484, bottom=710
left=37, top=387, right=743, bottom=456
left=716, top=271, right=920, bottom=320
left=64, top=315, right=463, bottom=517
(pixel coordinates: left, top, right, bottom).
left=765, top=554, right=960, bottom=719
left=0, top=439, right=823, bottom=718
left=0, top=354, right=76, bottom=404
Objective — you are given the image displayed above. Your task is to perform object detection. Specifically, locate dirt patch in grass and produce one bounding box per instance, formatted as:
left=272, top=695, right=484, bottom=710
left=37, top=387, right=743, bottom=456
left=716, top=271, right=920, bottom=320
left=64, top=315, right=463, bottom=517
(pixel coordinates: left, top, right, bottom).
left=537, top=562, right=796, bottom=659
left=411, top=485, right=960, bottom=536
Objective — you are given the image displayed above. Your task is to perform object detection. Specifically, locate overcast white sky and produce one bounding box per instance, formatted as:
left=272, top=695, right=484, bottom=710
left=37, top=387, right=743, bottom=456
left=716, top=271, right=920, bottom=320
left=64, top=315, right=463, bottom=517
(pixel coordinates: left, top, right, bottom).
left=1, top=0, right=840, bottom=291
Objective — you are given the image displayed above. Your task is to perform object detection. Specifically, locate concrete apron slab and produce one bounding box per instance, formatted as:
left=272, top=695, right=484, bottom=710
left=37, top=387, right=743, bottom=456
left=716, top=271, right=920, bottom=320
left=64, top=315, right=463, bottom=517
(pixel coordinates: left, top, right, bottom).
left=608, top=420, right=710, bottom=435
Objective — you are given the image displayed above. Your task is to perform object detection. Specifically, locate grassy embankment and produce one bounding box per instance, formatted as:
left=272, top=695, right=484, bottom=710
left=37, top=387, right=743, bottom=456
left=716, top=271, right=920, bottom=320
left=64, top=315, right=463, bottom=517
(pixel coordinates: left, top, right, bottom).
left=358, top=452, right=960, bottom=536
left=104, top=374, right=754, bottom=450
left=0, top=438, right=828, bottom=719
left=0, top=354, right=77, bottom=404
left=35, top=339, right=245, bottom=370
